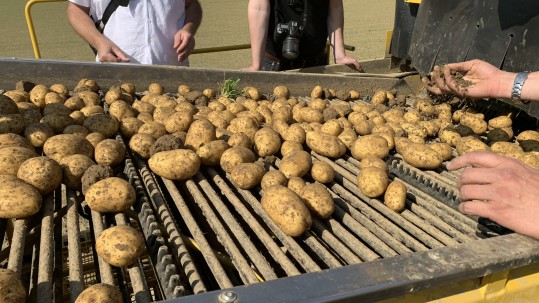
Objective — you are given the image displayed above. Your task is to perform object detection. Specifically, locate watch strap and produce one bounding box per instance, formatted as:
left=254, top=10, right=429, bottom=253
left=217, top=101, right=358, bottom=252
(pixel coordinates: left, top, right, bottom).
left=511, top=71, right=529, bottom=100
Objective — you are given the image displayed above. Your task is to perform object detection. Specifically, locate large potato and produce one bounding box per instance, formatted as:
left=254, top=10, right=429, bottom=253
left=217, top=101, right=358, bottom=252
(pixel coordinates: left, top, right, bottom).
left=231, top=162, right=266, bottom=189
left=254, top=127, right=281, bottom=157
left=0, top=133, right=35, bottom=151
left=164, top=111, right=194, bottom=133
left=400, top=143, right=443, bottom=169
left=227, top=132, right=253, bottom=149
left=75, top=283, right=122, bottom=303
left=95, top=225, right=145, bottom=267
left=311, top=161, right=335, bottom=183
left=109, top=100, right=137, bottom=121
left=358, top=167, right=388, bottom=198
left=0, top=174, right=42, bottom=218
left=261, top=185, right=312, bottom=237
left=86, top=177, right=136, bottom=212
left=95, top=139, right=126, bottom=167
left=17, top=156, right=62, bottom=195
left=359, top=157, right=388, bottom=173
left=61, top=154, right=96, bottom=189
left=460, top=114, right=488, bottom=135
left=149, top=149, right=201, bottom=180
left=279, top=150, right=312, bottom=178
left=260, top=170, right=288, bottom=190
left=428, top=142, right=453, bottom=161
left=227, top=116, right=259, bottom=140
left=300, top=183, right=334, bottom=218
left=196, top=140, right=230, bottom=166
left=0, top=147, right=38, bottom=176
left=129, top=133, right=156, bottom=159
left=305, top=131, right=346, bottom=158
left=280, top=140, right=303, bottom=158
left=43, top=134, right=94, bottom=163
left=384, top=180, right=407, bottom=212
left=456, top=136, right=490, bottom=156
left=184, top=119, right=216, bottom=150
left=0, top=114, right=26, bottom=135
left=350, top=135, right=389, bottom=160
left=0, top=268, right=26, bottom=303
left=83, top=114, right=120, bottom=138
left=220, top=146, right=256, bottom=173
left=120, top=117, right=144, bottom=138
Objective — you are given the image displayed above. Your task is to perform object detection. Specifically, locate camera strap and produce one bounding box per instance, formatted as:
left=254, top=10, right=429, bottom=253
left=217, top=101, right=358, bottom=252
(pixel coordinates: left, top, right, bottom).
left=90, top=0, right=130, bottom=55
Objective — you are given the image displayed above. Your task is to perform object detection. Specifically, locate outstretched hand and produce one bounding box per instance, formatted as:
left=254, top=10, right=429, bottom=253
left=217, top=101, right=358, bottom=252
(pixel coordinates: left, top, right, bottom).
left=174, top=29, right=196, bottom=63
left=447, top=151, right=539, bottom=239
left=422, top=59, right=505, bottom=99
left=96, top=39, right=130, bottom=63
left=335, top=55, right=364, bottom=72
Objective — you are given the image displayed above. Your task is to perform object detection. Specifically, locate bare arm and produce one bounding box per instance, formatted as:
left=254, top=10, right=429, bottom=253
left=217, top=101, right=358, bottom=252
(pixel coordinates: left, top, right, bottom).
left=327, top=0, right=361, bottom=71
left=66, top=2, right=128, bottom=62
left=174, top=0, right=203, bottom=62
left=244, top=0, right=270, bottom=71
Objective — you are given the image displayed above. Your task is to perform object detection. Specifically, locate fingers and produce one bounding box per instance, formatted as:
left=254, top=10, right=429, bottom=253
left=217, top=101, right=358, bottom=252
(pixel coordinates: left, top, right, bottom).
left=459, top=184, right=495, bottom=202
left=458, top=167, right=499, bottom=185
left=176, top=38, right=195, bottom=62
left=446, top=151, right=506, bottom=170
left=458, top=200, right=492, bottom=218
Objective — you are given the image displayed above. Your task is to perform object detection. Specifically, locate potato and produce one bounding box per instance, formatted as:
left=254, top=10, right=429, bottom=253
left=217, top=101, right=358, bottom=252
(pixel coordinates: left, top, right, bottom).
left=0, top=95, right=18, bottom=114
left=384, top=180, right=407, bottom=212
left=62, top=125, right=90, bottom=138
left=148, top=149, right=201, bottom=180
left=400, top=143, right=443, bottom=169
left=253, top=127, right=281, bottom=157
left=359, top=157, right=388, bottom=173
left=76, top=90, right=101, bottom=106
left=0, top=133, right=35, bottom=151
left=228, top=132, right=253, bottom=149
left=96, top=225, right=145, bottom=267
left=94, top=139, right=126, bottom=167
left=83, top=114, right=119, bottom=138
left=459, top=114, right=487, bottom=135
left=80, top=105, right=105, bottom=117
left=60, top=154, right=96, bottom=189
left=0, top=147, right=38, bottom=176
left=138, top=121, right=167, bottom=140
left=86, top=177, right=136, bottom=213
left=299, top=107, right=324, bottom=124
left=517, top=130, right=539, bottom=142
left=220, top=146, right=256, bottom=173
left=0, top=174, right=42, bottom=218
left=4, top=90, right=30, bottom=103
left=231, top=162, right=266, bottom=189
left=129, top=133, right=156, bottom=159
left=69, top=111, right=86, bottom=125
left=29, top=84, right=50, bottom=108
left=286, top=177, right=305, bottom=196
left=320, top=119, right=343, bottom=136
left=358, top=167, right=388, bottom=198
left=300, top=183, right=334, bottom=218
left=520, top=140, right=539, bottom=152
left=196, top=140, right=230, bottom=166
left=311, top=161, right=335, bottom=183
left=273, top=86, right=290, bottom=99
left=305, top=131, right=346, bottom=158
left=350, top=135, right=389, bottom=160
left=456, top=136, right=490, bottom=156
left=488, top=116, right=512, bottom=129
left=43, top=134, right=94, bottom=163
left=119, top=117, right=144, bottom=138
left=279, top=150, right=312, bottom=178
left=75, top=283, right=122, bottom=303
left=353, top=120, right=375, bottom=136
left=0, top=113, right=26, bottom=135
left=108, top=100, right=137, bottom=121
left=227, top=116, right=259, bottom=140
left=0, top=268, right=26, bottom=303
left=261, top=170, right=288, bottom=190
left=439, top=127, right=462, bottom=147
left=152, top=106, right=176, bottom=124
left=17, top=156, right=62, bottom=195
left=404, top=110, right=421, bottom=123
left=81, top=164, right=115, bottom=195
left=180, top=119, right=215, bottom=152
left=283, top=123, right=306, bottom=144
left=491, top=142, right=523, bottom=158
left=86, top=132, right=106, bottom=148
left=133, top=100, right=156, bottom=114
left=371, top=90, right=388, bottom=106
left=280, top=140, right=303, bottom=157
left=261, top=185, right=311, bottom=237
left=428, top=142, right=453, bottom=161
left=64, top=96, right=86, bottom=111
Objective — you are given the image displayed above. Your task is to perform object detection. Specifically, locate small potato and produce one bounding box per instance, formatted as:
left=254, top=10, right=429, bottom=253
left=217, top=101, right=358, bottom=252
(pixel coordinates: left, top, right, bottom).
left=311, top=85, right=324, bottom=99
left=228, top=132, right=253, bottom=149
left=29, top=84, right=50, bottom=108
left=261, top=185, right=312, bottom=237
left=75, top=283, right=122, bottom=303
left=279, top=150, right=312, bottom=178
left=0, top=268, right=26, bottom=303
left=439, top=127, right=462, bottom=147
left=0, top=174, right=42, bottom=218
left=94, top=139, right=126, bottom=167
left=0, top=147, right=38, bottom=176
left=400, top=143, right=443, bottom=169
left=254, top=127, right=281, bottom=157
left=149, top=149, right=201, bottom=180
left=61, top=154, right=96, bottom=189
left=273, top=86, right=290, bottom=99
left=456, top=136, right=490, bottom=156
left=384, top=180, right=407, bottom=212
left=311, top=161, right=335, bottom=183
left=428, top=142, right=453, bottom=161
left=261, top=170, right=288, bottom=190
left=148, top=82, right=165, bottom=95
left=231, top=162, right=266, bottom=189
left=357, top=167, right=388, bottom=198
left=17, top=156, right=62, bottom=195
left=197, top=140, right=230, bottom=166
left=83, top=114, right=120, bottom=138
left=487, top=128, right=512, bottom=143
left=320, top=119, right=343, bottom=136
left=350, top=135, right=389, bottom=160
left=96, top=225, right=145, bottom=267
left=24, top=123, right=55, bottom=148
left=359, top=157, right=388, bottom=174
left=129, top=133, right=156, bottom=159
left=305, top=131, right=346, bottom=158
left=220, top=146, right=256, bottom=173
left=370, top=90, right=387, bottom=106
left=86, top=132, right=106, bottom=148
left=86, top=177, right=136, bottom=212
left=300, top=183, right=334, bottom=218
left=354, top=120, right=375, bottom=136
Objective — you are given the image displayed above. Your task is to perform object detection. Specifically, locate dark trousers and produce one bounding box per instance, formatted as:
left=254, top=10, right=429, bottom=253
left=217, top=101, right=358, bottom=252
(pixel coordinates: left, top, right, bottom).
left=262, top=51, right=329, bottom=71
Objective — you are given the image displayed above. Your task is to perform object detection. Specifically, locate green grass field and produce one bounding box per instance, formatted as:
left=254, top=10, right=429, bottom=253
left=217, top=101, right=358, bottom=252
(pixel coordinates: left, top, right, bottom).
left=0, top=0, right=395, bottom=69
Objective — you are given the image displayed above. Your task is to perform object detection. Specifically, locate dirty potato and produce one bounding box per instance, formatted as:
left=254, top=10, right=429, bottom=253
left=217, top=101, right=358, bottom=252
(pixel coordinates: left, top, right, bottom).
left=384, top=180, right=407, bottom=212
left=0, top=268, right=26, bottom=303
left=94, top=139, right=126, bottom=167
left=305, top=131, right=346, bottom=158
left=260, top=170, right=288, bottom=191
left=17, top=156, right=62, bottom=195
left=428, top=142, right=453, bottom=161
left=300, top=183, right=334, bottom=218
left=149, top=149, right=201, bottom=180
left=359, top=157, right=388, bottom=174
left=310, top=161, right=335, bottom=183
left=95, top=225, right=145, bottom=267
left=350, top=135, right=389, bottom=160
left=220, top=146, right=256, bottom=173
left=129, top=133, right=156, bottom=159
left=261, top=185, right=312, bottom=237
left=400, top=143, right=443, bottom=169
left=196, top=140, right=230, bottom=166
left=74, top=283, right=122, bottom=303
left=357, top=167, right=388, bottom=198
left=456, top=136, right=490, bottom=156
left=86, top=177, right=136, bottom=212
left=0, top=146, right=38, bottom=176
left=254, top=127, right=281, bottom=157
left=279, top=150, right=312, bottom=178
left=231, top=162, right=266, bottom=189
left=0, top=174, right=42, bottom=218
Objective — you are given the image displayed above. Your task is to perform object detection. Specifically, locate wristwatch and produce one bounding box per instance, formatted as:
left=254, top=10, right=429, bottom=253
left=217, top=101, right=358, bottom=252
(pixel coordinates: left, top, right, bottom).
left=511, top=71, right=529, bottom=101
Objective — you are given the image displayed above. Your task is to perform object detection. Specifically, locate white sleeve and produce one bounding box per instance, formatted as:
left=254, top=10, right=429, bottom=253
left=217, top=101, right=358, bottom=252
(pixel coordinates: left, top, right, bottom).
left=69, top=0, right=91, bottom=7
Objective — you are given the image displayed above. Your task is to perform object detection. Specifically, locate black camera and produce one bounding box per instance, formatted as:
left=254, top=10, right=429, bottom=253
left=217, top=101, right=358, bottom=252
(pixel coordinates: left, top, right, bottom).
left=273, top=21, right=303, bottom=60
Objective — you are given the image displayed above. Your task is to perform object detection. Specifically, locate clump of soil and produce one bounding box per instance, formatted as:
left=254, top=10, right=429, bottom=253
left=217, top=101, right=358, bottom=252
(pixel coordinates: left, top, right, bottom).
left=149, top=134, right=184, bottom=157
left=451, top=70, right=474, bottom=92
left=81, top=164, right=115, bottom=195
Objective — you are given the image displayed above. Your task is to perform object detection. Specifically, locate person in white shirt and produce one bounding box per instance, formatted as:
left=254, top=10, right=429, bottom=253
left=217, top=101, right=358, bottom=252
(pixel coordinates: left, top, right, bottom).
left=67, top=0, right=202, bottom=66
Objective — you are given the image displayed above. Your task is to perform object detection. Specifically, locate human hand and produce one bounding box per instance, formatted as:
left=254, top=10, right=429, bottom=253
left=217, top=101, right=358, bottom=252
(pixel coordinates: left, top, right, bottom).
left=447, top=151, right=539, bottom=240
left=174, top=29, right=196, bottom=63
left=335, top=55, right=364, bottom=72
left=422, top=59, right=506, bottom=99
left=96, top=39, right=129, bottom=63
left=241, top=65, right=261, bottom=71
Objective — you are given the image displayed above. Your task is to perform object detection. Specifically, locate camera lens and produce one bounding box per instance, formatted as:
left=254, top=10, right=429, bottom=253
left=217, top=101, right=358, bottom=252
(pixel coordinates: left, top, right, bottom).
left=282, top=36, right=300, bottom=60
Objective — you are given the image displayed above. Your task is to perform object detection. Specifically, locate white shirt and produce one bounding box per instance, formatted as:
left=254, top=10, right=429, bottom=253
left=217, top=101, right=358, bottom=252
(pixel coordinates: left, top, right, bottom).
left=70, top=0, right=188, bottom=66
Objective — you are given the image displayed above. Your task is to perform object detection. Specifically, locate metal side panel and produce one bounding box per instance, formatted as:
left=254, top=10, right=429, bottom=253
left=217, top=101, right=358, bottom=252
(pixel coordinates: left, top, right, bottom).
left=0, top=58, right=412, bottom=96
left=167, top=234, right=539, bottom=303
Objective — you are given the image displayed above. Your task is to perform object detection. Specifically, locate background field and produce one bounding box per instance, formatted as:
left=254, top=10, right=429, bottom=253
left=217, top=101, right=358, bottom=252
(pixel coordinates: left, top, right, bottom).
left=0, top=0, right=396, bottom=69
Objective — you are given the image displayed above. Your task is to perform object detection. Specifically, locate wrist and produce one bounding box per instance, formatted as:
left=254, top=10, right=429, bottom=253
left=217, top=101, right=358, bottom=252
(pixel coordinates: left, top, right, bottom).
left=494, top=71, right=517, bottom=99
